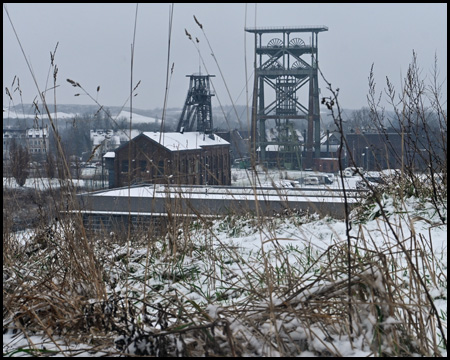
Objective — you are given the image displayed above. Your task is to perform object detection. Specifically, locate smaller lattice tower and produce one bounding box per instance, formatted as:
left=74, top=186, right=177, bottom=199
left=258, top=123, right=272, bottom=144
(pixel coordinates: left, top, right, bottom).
left=177, top=74, right=215, bottom=134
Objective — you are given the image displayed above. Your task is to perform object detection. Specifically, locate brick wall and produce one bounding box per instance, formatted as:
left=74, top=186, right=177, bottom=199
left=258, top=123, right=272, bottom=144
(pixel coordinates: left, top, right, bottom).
left=114, top=134, right=231, bottom=187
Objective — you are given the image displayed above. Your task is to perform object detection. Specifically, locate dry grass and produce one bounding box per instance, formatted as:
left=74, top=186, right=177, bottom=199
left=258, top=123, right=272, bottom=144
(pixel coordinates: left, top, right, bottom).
left=3, top=180, right=447, bottom=356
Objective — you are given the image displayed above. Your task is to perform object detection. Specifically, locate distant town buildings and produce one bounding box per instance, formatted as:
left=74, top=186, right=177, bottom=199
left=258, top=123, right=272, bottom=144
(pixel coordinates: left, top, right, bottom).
left=89, top=128, right=141, bottom=161
left=3, top=126, right=49, bottom=160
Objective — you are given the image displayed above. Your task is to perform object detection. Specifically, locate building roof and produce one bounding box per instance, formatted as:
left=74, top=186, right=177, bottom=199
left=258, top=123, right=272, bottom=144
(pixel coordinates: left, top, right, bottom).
left=103, top=152, right=115, bottom=158
left=142, top=132, right=229, bottom=152
left=3, top=128, right=48, bottom=138
left=257, top=144, right=280, bottom=152
left=27, top=128, right=48, bottom=137
left=245, top=25, right=328, bottom=33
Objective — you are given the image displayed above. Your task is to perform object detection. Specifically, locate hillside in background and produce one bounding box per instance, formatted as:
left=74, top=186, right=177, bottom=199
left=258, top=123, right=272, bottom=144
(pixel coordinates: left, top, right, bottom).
left=4, top=103, right=359, bottom=132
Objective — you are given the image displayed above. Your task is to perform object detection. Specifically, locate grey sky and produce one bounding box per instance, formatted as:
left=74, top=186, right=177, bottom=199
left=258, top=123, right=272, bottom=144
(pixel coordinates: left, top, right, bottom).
left=3, top=3, right=447, bottom=113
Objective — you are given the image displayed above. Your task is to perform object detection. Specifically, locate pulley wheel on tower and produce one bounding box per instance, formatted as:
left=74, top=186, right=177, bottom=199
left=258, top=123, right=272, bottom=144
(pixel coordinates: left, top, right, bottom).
left=270, top=60, right=283, bottom=69
left=291, top=61, right=307, bottom=78
left=267, top=60, right=283, bottom=78
left=291, top=61, right=307, bottom=69
left=267, top=38, right=283, bottom=48
left=289, top=38, right=305, bottom=47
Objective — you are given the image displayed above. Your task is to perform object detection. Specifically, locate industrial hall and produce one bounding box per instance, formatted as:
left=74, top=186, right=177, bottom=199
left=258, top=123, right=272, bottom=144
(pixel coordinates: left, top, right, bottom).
left=108, top=131, right=231, bottom=188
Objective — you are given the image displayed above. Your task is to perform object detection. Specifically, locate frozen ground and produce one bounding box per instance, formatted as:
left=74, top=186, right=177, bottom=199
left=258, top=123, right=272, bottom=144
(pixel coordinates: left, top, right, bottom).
left=230, top=168, right=362, bottom=189
left=3, top=168, right=446, bottom=356
left=3, top=177, right=104, bottom=191
left=4, top=168, right=361, bottom=192
left=3, top=190, right=447, bottom=356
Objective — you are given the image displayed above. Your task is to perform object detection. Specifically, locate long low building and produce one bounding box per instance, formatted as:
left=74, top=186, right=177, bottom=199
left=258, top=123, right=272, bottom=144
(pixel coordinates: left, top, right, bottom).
left=74, top=184, right=361, bottom=233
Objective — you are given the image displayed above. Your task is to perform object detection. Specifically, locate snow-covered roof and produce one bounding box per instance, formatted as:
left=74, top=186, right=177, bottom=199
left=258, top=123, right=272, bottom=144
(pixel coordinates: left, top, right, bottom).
left=116, top=110, right=160, bottom=124
left=103, top=152, right=115, bottom=158
left=26, top=128, right=48, bottom=137
left=142, top=132, right=229, bottom=152
left=257, top=144, right=280, bottom=152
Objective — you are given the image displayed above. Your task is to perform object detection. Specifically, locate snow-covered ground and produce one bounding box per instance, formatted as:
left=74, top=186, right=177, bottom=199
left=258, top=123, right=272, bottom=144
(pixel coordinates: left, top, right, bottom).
left=3, top=168, right=447, bottom=356
left=3, top=108, right=77, bottom=120
left=3, top=108, right=160, bottom=124
left=4, top=168, right=362, bottom=191
left=231, top=168, right=362, bottom=189
left=3, top=177, right=104, bottom=191
left=116, top=110, right=160, bottom=124
left=3, top=190, right=447, bottom=356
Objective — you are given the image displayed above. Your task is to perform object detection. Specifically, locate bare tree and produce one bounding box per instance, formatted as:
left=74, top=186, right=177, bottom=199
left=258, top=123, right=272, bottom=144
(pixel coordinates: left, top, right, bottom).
left=367, top=52, right=447, bottom=221
left=346, top=107, right=376, bottom=133
left=9, top=138, right=30, bottom=187
left=45, top=153, right=56, bottom=179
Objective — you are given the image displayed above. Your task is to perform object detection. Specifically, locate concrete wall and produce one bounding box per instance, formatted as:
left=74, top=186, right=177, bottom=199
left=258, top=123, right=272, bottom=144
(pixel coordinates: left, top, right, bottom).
left=77, top=188, right=356, bottom=231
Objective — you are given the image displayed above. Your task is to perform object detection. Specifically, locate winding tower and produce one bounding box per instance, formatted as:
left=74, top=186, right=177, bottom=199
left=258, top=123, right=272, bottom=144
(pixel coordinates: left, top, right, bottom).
left=245, top=26, right=328, bottom=169
left=177, top=74, right=215, bottom=134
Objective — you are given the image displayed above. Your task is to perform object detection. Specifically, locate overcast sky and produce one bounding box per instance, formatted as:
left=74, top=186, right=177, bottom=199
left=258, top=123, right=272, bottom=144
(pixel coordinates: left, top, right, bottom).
left=3, top=3, right=447, bottom=113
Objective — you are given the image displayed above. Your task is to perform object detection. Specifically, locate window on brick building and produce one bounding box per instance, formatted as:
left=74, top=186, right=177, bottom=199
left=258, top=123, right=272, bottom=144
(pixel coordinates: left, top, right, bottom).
left=140, top=160, right=147, bottom=172
left=121, top=160, right=129, bottom=172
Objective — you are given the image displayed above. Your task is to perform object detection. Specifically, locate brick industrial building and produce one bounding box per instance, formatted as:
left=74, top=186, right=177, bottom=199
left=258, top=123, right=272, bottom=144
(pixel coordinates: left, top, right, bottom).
left=107, top=131, right=231, bottom=188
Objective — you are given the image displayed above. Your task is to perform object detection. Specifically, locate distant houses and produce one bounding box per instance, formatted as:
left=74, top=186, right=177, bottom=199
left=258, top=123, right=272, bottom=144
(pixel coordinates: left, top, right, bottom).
left=88, top=128, right=141, bottom=161
left=3, top=126, right=49, bottom=160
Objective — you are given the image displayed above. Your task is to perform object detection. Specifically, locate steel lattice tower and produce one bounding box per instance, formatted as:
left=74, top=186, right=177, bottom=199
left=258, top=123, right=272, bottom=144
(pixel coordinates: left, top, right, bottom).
left=245, top=26, right=328, bottom=169
left=177, top=74, right=215, bottom=134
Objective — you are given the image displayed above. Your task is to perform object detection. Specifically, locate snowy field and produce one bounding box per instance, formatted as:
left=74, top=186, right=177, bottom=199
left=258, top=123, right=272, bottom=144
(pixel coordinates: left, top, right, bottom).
left=4, top=168, right=362, bottom=191
left=3, top=177, right=104, bottom=191
left=230, top=168, right=364, bottom=190
left=116, top=110, right=160, bottom=124
left=3, top=108, right=159, bottom=124
left=4, top=200, right=447, bottom=356
left=3, top=109, right=77, bottom=120
left=3, top=170, right=447, bottom=356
